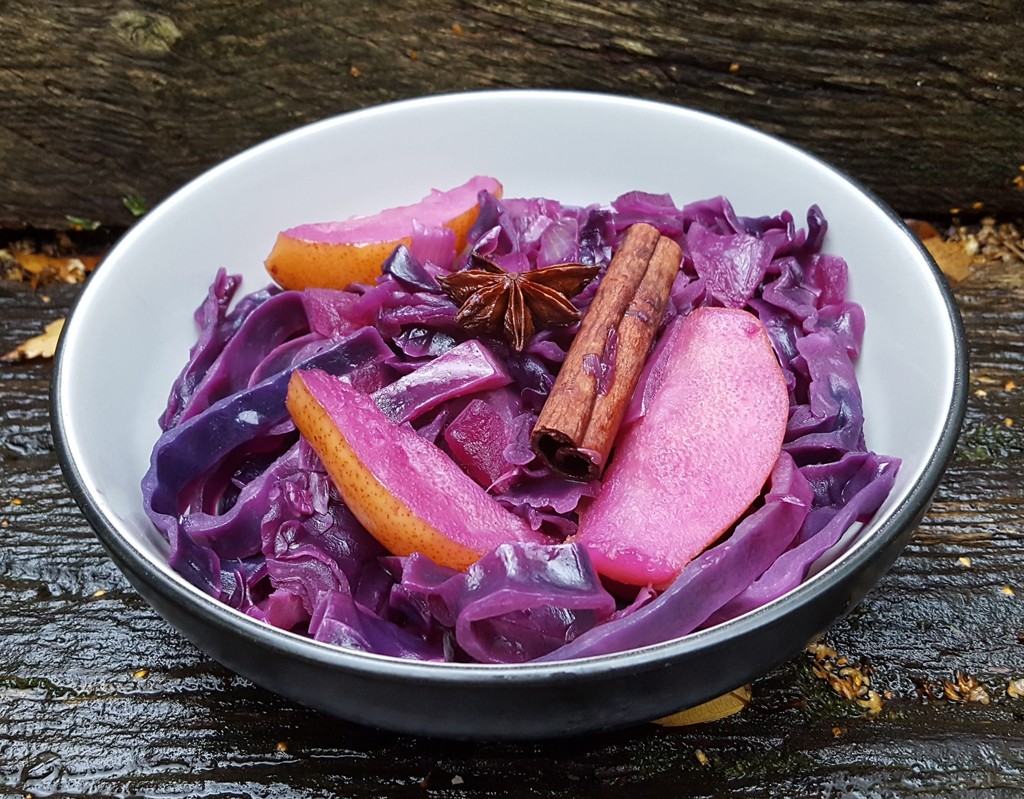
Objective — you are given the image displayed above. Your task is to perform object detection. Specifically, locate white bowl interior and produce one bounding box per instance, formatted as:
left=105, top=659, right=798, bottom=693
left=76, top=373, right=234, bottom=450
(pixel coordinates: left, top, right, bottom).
left=57, top=91, right=957, bottom=647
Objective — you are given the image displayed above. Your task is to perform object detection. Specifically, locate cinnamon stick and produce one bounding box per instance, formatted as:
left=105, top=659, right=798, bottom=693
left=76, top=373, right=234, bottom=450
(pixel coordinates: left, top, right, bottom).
left=531, top=223, right=682, bottom=480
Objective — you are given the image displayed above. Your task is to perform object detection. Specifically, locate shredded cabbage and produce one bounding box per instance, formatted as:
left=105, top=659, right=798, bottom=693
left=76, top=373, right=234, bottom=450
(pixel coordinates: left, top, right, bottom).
left=142, top=189, right=900, bottom=663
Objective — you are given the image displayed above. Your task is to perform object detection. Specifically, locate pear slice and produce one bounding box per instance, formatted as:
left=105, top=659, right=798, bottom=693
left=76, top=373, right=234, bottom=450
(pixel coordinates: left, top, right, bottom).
left=265, top=176, right=502, bottom=291
left=287, top=368, right=546, bottom=570
left=574, top=307, right=790, bottom=587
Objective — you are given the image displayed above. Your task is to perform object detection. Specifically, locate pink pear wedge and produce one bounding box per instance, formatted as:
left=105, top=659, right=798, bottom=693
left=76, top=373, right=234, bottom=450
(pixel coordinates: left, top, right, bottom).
left=574, top=307, right=790, bottom=587
left=265, top=176, right=502, bottom=291
left=287, top=368, right=547, bottom=571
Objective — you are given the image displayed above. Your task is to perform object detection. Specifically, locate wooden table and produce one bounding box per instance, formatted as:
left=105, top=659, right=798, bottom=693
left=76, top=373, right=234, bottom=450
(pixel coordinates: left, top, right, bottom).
left=2, top=2, right=1023, bottom=795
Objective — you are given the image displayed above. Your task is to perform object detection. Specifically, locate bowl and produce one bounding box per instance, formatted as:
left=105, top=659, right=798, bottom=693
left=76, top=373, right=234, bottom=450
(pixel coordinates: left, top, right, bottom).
left=52, top=90, right=967, bottom=739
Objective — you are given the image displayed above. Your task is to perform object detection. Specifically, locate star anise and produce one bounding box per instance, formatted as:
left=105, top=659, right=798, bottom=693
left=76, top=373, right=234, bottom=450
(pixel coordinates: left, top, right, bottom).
left=438, top=253, right=601, bottom=351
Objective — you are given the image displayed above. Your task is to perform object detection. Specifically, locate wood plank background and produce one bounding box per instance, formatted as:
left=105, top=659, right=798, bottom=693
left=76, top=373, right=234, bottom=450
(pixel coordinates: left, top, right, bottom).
left=2, top=0, right=1023, bottom=229
left=3, top=0, right=1024, bottom=793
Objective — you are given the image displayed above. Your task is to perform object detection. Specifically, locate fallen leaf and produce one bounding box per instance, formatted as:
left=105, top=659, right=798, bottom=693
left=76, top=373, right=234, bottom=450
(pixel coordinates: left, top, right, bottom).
left=653, top=685, right=752, bottom=726
left=2, top=318, right=65, bottom=362
left=922, top=237, right=973, bottom=282
left=904, top=218, right=974, bottom=281
left=904, top=218, right=940, bottom=240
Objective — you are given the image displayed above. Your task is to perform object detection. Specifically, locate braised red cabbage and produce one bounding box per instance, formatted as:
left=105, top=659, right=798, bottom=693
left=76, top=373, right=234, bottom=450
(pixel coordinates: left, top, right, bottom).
left=142, top=188, right=899, bottom=663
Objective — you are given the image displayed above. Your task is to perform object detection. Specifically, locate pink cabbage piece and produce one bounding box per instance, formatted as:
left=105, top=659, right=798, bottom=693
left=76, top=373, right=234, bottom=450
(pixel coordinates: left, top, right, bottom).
left=159, top=269, right=279, bottom=430
left=176, top=290, right=311, bottom=425
left=704, top=451, right=900, bottom=626
left=396, top=543, right=617, bottom=663
left=443, top=397, right=519, bottom=491
left=371, top=339, right=512, bottom=424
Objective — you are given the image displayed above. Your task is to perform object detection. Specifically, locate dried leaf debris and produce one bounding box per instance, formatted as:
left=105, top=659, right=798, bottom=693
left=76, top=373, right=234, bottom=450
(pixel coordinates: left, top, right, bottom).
left=2, top=230, right=107, bottom=362
left=807, top=642, right=884, bottom=715
left=941, top=671, right=991, bottom=705
left=905, top=216, right=1024, bottom=283
left=1, top=238, right=99, bottom=288
left=915, top=671, right=993, bottom=705
left=952, top=217, right=1024, bottom=264
left=2, top=318, right=64, bottom=362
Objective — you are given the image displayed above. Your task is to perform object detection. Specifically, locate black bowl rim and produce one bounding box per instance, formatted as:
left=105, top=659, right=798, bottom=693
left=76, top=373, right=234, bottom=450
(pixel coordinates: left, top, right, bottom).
left=50, top=88, right=969, bottom=689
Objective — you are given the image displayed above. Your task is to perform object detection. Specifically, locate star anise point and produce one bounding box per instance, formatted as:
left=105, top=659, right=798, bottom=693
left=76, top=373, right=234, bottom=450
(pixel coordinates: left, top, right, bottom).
left=439, top=253, right=600, bottom=351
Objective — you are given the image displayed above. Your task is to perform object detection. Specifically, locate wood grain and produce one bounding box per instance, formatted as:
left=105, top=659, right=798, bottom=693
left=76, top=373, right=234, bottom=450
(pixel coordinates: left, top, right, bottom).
left=1, top=241, right=1023, bottom=795
left=1, top=0, right=1022, bottom=228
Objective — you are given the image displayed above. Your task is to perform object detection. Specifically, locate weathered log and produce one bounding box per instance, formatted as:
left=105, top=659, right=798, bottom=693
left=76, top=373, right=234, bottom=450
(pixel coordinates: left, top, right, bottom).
left=1, top=0, right=1022, bottom=228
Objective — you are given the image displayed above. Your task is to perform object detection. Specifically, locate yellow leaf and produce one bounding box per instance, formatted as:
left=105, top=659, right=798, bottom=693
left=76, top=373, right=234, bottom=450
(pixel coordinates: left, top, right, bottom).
left=904, top=219, right=973, bottom=282
left=653, top=684, right=752, bottom=727
left=2, top=318, right=65, bottom=362
left=922, top=238, right=972, bottom=282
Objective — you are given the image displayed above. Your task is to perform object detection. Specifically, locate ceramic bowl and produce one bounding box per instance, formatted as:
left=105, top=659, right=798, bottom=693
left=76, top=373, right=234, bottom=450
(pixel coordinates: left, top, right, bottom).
left=52, top=90, right=967, bottom=739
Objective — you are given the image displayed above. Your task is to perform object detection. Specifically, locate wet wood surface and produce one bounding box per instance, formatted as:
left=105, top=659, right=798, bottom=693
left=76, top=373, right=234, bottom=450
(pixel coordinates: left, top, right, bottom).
left=1, top=0, right=1023, bottom=228
left=0, top=230, right=1022, bottom=796
left=3, top=0, right=1024, bottom=794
